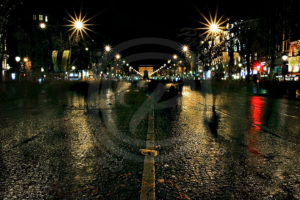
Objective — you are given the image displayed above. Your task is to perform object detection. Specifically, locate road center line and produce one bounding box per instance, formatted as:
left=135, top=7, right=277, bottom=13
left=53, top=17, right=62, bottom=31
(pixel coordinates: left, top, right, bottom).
left=140, top=107, right=156, bottom=200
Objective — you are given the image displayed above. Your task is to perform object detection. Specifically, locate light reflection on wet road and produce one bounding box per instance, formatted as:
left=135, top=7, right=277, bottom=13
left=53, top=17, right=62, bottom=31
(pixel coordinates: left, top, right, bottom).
left=0, top=81, right=146, bottom=199
left=155, top=83, right=300, bottom=199
left=0, top=81, right=299, bottom=199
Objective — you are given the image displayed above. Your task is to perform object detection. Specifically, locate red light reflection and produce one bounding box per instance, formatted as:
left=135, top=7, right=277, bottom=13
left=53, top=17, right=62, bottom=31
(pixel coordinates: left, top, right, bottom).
left=248, top=96, right=265, bottom=156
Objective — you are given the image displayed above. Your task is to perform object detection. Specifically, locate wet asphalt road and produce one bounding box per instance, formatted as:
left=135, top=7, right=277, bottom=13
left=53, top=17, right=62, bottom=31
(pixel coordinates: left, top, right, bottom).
left=155, top=82, right=300, bottom=200
left=0, top=81, right=300, bottom=199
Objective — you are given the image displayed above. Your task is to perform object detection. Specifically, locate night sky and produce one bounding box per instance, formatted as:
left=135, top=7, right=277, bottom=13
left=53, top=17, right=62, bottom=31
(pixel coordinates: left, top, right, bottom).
left=21, top=0, right=278, bottom=43
left=12, top=0, right=297, bottom=67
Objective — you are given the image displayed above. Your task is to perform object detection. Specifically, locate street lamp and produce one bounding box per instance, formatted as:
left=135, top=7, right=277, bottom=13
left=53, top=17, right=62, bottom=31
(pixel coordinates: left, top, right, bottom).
left=282, top=55, right=288, bottom=61
left=75, top=20, right=83, bottom=30
left=66, top=12, right=92, bottom=40
left=15, top=56, right=21, bottom=62
left=39, top=23, right=46, bottom=29
left=198, top=12, right=227, bottom=39
left=210, top=23, right=219, bottom=33
left=173, top=54, right=178, bottom=60
left=104, top=45, right=111, bottom=53
left=72, top=66, right=76, bottom=71
left=282, top=55, right=288, bottom=81
left=23, top=57, right=29, bottom=62
left=182, top=45, right=189, bottom=53
left=115, top=54, right=121, bottom=60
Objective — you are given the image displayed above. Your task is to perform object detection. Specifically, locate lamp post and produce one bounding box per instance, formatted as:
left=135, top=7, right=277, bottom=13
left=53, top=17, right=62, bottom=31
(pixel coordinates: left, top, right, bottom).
left=173, top=54, right=178, bottom=60
left=19, top=57, right=29, bottom=79
left=282, top=55, right=288, bottom=81
left=282, top=55, right=288, bottom=61
left=182, top=45, right=189, bottom=53
left=182, top=45, right=189, bottom=76
left=39, top=22, right=46, bottom=29
left=67, top=11, right=93, bottom=41
left=14, top=56, right=21, bottom=80
left=104, top=45, right=111, bottom=53
left=66, top=12, right=93, bottom=78
left=115, top=53, right=121, bottom=60
left=15, top=56, right=21, bottom=63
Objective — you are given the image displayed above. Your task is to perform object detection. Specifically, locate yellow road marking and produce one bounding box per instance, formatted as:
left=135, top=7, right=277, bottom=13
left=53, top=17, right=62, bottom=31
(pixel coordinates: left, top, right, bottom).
left=140, top=108, right=156, bottom=200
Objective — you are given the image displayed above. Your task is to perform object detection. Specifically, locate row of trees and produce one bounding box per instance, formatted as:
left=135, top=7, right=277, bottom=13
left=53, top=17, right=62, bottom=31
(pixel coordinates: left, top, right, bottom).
left=6, top=19, right=93, bottom=76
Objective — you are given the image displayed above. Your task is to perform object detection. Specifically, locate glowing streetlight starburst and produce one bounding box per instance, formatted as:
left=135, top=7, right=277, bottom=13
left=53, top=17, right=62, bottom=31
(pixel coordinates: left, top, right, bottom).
left=66, top=11, right=93, bottom=40
left=182, top=45, right=189, bottom=53
left=210, top=23, right=218, bottom=32
left=197, top=12, right=228, bottom=40
left=115, top=54, right=121, bottom=60
left=75, top=21, right=83, bottom=30
left=104, top=45, right=112, bottom=53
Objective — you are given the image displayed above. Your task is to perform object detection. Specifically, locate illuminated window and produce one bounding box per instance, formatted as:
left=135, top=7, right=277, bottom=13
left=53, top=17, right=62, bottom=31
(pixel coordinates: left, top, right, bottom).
left=45, top=16, right=48, bottom=22
left=288, top=65, right=292, bottom=72
left=39, top=15, right=43, bottom=21
left=33, top=15, right=37, bottom=21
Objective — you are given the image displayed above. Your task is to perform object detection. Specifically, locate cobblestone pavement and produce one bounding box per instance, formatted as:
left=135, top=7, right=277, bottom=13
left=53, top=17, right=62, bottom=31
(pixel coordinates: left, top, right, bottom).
left=0, top=81, right=300, bottom=200
left=154, top=83, right=300, bottom=200
left=0, top=81, right=148, bottom=199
